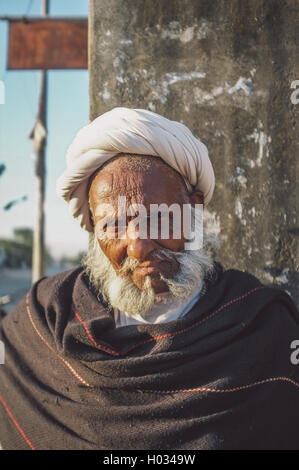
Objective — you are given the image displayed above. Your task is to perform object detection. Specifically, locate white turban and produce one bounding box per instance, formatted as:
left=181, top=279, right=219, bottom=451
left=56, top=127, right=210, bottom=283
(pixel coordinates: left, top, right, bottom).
left=56, top=107, right=215, bottom=232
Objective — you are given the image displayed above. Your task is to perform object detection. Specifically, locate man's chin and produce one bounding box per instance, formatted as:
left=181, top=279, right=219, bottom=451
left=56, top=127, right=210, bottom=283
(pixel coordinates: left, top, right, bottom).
left=106, top=274, right=156, bottom=316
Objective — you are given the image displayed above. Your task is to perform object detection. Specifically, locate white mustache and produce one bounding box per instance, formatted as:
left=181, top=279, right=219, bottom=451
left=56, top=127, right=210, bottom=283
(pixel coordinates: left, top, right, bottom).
left=117, top=251, right=175, bottom=277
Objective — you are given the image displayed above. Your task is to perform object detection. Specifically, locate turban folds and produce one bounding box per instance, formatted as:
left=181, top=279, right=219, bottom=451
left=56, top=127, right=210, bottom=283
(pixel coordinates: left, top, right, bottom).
left=56, top=107, right=215, bottom=232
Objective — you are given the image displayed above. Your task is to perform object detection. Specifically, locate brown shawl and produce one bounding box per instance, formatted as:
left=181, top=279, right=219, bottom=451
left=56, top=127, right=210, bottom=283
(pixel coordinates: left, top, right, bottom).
left=0, top=263, right=299, bottom=450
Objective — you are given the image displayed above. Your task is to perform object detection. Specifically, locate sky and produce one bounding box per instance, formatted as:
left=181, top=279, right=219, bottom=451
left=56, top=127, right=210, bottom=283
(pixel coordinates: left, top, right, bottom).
left=0, top=0, right=89, bottom=259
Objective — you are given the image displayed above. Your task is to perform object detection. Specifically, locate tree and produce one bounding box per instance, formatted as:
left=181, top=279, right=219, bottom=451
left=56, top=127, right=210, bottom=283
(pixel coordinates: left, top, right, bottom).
left=59, top=251, right=86, bottom=267
left=13, top=228, right=33, bottom=245
left=0, top=228, right=53, bottom=268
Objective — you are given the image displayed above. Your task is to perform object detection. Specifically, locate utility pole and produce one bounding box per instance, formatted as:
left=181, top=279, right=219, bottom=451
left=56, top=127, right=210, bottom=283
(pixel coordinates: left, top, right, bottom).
left=2, top=1, right=87, bottom=283
left=31, top=0, right=49, bottom=283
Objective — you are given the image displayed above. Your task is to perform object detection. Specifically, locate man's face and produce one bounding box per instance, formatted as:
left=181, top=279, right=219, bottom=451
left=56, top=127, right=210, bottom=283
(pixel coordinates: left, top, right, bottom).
left=89, top=158, right=198, bottom=294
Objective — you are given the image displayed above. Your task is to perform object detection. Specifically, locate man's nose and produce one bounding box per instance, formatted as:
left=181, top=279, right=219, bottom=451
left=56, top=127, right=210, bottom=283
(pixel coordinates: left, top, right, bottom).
left=126, top=221, right=156, bottom=261
left=127, top=238, right=156, bottom=261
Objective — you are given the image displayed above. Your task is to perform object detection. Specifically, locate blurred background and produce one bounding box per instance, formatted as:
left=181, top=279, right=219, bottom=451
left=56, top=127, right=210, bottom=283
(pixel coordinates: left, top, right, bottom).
left=0, top=0, right=89, bottom=313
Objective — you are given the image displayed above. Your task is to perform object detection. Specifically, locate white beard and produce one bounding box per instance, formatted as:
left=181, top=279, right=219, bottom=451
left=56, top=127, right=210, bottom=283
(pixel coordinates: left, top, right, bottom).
left=83, top=212, right=219, bottom=318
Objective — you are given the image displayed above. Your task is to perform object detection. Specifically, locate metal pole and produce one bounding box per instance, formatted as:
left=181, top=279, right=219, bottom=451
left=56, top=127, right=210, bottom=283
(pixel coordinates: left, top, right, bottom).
left=32, top=0, right=49, bottom=283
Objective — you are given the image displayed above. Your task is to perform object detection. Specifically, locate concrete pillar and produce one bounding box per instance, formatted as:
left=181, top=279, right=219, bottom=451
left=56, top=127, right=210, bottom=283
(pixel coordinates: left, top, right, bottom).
left=89, top=0, right=298, bottom=306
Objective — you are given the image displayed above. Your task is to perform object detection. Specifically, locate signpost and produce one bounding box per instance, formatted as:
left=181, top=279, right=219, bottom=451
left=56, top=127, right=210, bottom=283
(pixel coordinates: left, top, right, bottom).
left=7, top=18, right=88, bottom=70
left=1, top=1, right=88, bottom=283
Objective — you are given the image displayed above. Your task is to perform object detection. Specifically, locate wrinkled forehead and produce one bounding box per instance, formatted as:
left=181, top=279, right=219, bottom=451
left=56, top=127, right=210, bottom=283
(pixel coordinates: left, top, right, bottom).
left=88, top=160, right=189, bottom=208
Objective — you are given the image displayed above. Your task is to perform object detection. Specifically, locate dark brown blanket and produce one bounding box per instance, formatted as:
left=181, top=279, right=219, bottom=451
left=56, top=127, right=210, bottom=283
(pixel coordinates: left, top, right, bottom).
left=0, top=262, right=299, bottom=450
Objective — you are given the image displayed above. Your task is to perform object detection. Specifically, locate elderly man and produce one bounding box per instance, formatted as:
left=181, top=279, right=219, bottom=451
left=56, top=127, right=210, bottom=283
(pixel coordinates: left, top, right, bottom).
left=0, top=108, right=298, bottom=450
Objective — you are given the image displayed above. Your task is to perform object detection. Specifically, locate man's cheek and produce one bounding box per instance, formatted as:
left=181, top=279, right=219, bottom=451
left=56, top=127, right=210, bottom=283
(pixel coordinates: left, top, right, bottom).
left=158, top=237, right=185, bottom=252
left=99, top=240, right=127, bottom=271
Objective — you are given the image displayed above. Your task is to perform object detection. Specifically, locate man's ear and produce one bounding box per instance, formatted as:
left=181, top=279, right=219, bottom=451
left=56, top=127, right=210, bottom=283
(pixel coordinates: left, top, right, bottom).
left=89, top=210, right=95, bottom=229
left=189, top=190, right=204, bottom=208
left=88, top=203, right=95, bottom=229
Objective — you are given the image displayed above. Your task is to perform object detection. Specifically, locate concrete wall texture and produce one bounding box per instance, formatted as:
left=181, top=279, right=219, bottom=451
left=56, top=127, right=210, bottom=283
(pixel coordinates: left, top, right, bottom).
left=89, top=0, right=298, bottom=306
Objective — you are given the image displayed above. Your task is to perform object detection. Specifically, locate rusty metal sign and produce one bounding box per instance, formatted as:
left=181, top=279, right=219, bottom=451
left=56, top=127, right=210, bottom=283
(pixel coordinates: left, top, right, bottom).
left=8, top=20, right=87, bottom=70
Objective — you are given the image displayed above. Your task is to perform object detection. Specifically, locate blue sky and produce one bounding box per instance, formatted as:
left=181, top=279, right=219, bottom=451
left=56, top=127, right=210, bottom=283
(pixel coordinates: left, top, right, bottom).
left=0, top=0, right=89, bottom=259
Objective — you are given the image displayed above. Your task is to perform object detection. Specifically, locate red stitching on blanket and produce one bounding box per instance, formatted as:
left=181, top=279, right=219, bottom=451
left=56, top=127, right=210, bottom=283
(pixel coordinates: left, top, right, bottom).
left=26, top=294, right=91, bottom=388
left=0, top=394, right=35, bottom=450
left=73, top=309, right=120, bottom=356
left=139, top=376, right=299, bottom=394
left=73, top=285, right=265, bottom=356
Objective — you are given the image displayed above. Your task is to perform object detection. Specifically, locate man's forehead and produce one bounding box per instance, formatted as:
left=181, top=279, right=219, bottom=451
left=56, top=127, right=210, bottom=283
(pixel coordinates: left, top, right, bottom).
left=89, top=162, right=187, bottom=204
left=91, top=170, right=148, bottom=200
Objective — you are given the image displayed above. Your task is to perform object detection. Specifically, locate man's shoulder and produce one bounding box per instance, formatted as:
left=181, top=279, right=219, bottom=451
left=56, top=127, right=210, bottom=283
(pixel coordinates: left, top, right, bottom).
left=211, top=261, right=263, bottom=290
left=32, top=266, right=84, bottom=307
left=213, top=261, right=298, bottom=314
left=37, top=266, right=83, bottom=288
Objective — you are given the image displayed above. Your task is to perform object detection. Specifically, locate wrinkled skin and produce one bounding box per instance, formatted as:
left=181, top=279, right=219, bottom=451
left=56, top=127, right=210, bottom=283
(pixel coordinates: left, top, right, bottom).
left=89, top=156, right=203, bottom=293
